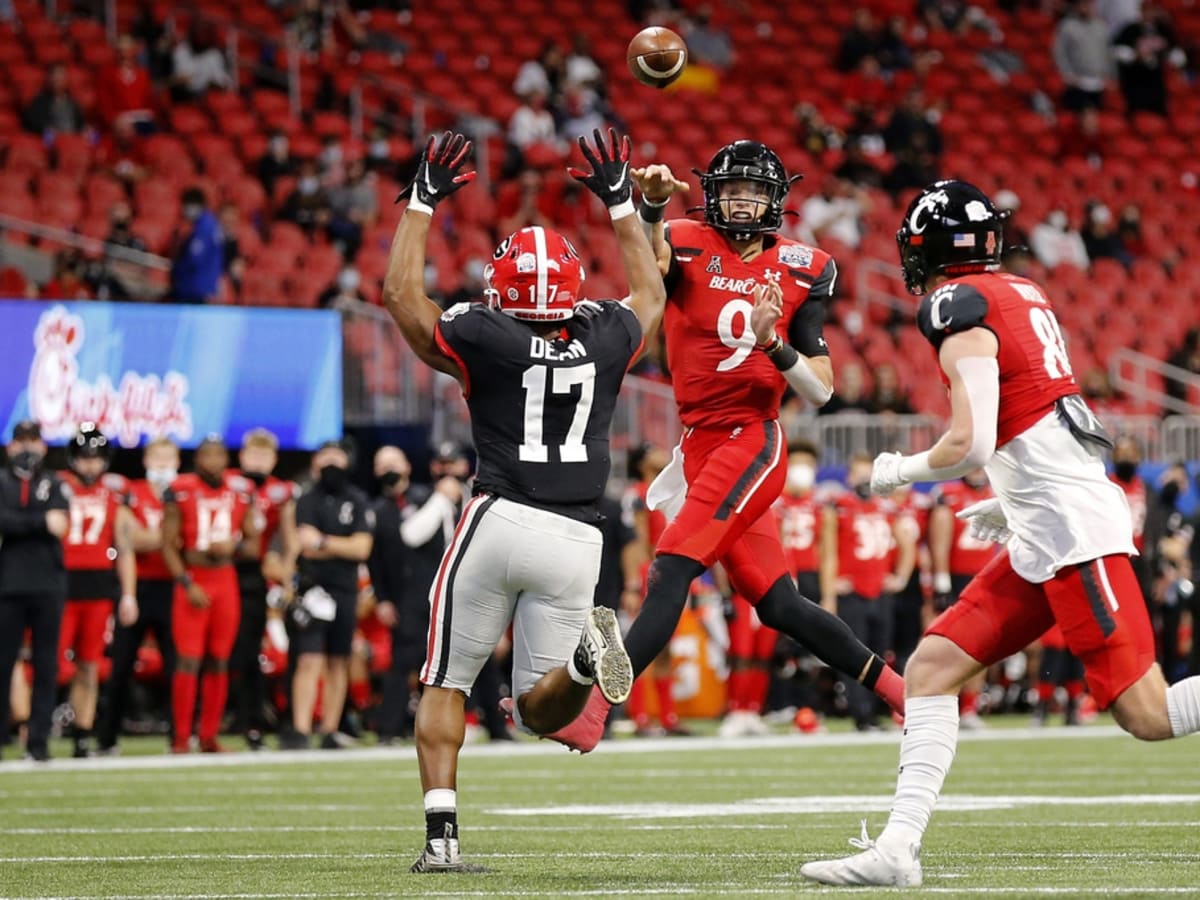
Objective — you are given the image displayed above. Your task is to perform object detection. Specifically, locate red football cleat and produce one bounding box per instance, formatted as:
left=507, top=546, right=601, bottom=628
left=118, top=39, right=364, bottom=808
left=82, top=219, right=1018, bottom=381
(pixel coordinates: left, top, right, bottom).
left=543, top=688, right=612, bottom=754
left=199, top=738, right=229, bottom=754
left=169, top=739, right=190, bottom=755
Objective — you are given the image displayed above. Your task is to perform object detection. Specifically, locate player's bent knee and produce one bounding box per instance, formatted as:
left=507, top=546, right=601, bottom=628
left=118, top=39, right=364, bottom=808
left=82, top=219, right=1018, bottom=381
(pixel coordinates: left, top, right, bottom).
left=905, top=637, right=980, bottom=697
left=1113, top=704, right=1173, bottom=741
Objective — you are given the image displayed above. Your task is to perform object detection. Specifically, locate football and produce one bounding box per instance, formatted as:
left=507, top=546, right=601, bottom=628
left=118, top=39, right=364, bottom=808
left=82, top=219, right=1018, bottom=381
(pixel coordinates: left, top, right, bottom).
left=626, top=26, right=688, bottom=89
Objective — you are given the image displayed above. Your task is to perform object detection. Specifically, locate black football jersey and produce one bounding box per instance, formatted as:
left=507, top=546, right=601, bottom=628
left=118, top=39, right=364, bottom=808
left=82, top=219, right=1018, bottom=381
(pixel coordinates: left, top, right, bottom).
left=434, top=301, right=643, bottom=521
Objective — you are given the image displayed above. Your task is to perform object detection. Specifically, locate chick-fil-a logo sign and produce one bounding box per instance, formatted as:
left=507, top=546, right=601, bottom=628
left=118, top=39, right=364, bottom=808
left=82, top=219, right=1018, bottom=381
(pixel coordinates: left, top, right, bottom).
left=27, top=306, right=193, bottom=447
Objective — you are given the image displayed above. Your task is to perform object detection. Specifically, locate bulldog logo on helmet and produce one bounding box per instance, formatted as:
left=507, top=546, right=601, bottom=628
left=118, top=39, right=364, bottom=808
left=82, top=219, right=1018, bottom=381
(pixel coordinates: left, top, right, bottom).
left=484, top=226, right=587, bottom=322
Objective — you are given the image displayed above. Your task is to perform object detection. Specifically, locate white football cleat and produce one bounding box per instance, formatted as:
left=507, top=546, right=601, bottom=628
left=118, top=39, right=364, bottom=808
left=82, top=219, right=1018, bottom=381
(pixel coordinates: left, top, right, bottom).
left=578, top=606, right=633, bottom=704
left=800, top=821, right=922, bottom=887
left=410, top=837, right=490, bottom=874
left=718, top=710, right=769, bottom=737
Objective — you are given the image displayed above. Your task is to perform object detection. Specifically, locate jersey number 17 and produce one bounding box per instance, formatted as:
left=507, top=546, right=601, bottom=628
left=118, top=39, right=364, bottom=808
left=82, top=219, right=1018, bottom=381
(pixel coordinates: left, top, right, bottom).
left=519, top=363, right=596, bottom=463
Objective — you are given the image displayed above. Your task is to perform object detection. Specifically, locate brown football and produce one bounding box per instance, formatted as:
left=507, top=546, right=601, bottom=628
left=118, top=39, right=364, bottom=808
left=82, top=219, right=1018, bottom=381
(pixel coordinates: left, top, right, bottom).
left=626, top=26, right=688, bottom=89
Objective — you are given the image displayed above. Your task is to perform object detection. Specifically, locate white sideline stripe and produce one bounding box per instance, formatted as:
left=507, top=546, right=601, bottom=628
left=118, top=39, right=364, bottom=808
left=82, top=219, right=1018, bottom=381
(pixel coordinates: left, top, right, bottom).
left=9, top=889, right=1200, bottom=899
left=0, top=725, right=1133, bottom=776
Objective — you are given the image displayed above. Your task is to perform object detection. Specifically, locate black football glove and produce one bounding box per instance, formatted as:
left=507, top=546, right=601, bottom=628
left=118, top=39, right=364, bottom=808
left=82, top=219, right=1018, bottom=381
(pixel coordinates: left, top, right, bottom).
left=396, top=131, right=476, bottom=212
left=567, top=127, right=633, bottom=210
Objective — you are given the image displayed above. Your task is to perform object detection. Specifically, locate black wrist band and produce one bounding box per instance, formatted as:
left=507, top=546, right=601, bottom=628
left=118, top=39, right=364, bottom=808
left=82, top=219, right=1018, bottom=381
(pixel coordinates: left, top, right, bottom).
left=638, top=198, right=667, bottom=224
left=175, top=573, right=193, bottom=588
left=767, top=341, right=800, bottom=371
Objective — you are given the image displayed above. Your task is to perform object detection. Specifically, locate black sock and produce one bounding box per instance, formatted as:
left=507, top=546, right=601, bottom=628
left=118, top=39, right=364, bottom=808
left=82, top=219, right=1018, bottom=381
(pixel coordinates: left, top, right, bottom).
left=426, top=810, right=458, bottom=844
left=755, top=577, right=880, bottom=685
left=624, top=554, right=705, bottom=676
left=72, top=726, right=91, bottom=750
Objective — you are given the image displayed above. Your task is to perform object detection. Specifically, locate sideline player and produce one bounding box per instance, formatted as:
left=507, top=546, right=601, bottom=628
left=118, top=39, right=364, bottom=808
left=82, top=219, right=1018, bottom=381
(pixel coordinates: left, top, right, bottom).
left=801, top=180, right=1200, bottom=887
left=58, top=423, right=138, bottom=757
left=588, top=141, right=904, bottom=724
left=383, top=129, right=666, bottom=872
left=161, top=436, right=260, bottom=753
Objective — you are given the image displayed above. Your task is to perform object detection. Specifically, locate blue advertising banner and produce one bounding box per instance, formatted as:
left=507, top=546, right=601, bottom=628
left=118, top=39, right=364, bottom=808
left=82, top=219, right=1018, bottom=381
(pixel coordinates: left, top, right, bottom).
left=0, top=301, right=342, bottom=449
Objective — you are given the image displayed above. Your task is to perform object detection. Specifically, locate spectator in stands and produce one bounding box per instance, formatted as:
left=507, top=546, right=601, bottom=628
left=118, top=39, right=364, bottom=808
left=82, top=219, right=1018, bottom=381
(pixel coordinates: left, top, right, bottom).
left=257, top=130, right=296, bottom=198
left=1098, top=0, right=1142, bottom=34
left=1113, top=2, right=1186, bottom=117
left=919, top=0, right=971, bottom=33
left=627, top=0, right=684, bottom=26
left=505, top=90, right=560, bottom=176
left=364, top=126, right=395, bottom=176
left=797, top=176, right=867, bottom=250
left=98, top=35, right=155, bottom=133
left=497, top=168, right=554, bottom=235
left=292, top=0, right=333, bottom=55
left=1058, top=106, right=1105, bottom=166
left=876, top=16, right=914, bottom=74
left=513, top=41, right=565, bottom=102
left=843, top=56, right=890, bottom=114
left=819, top=361, right=872, bottom=416
left=683, top=4, right=734, bottom=70
left=844, top=106, right=886, bottom=157
left=281, top=160, right=333, bottom=234
left=1053, top=0, right=1114, bottom=111
left=566, top=32, right=604, bottom=93
left=95, top=117, right=148, bottom=186
left=131, top=0, right=173, bottom=82
left=883, top=132, right=939, bottom=196
left=318, top=135, right=347, bottom=189
left=883, top=88, right=943, bottom=159
left=1079, top=367, right=1129, bottom=417
left=217, top=203, right=246, bottom=293
left=1164, top=328, right=1200, bottom=411
left=1030, top=208, right=1090, bottom=270
left=318, top=266, right=368, bottom=309
left=867, top=363, right=914, bottom=415
left=1081, top=201, right=1133, bottom=267
left=1117, top=203, right=1145, bottom=257
left=559, top=83, right=608, bottom=144
left=105, top=202, right=148, bottom=254
left=834, top=139, right=883, bottom=190
left=836, top=8, right=879, bottom=72
left=169, top=187, right=223, bottom=304
left=994, top=189, right=1030, bottom=249
left=441, top=257, right=489, bottom=309
left=170, top=23, right=232, bottom=102
left=41, top=250, right=91, bottom=300
left=328, top=158, right=378, bottom=259
left=22, top=65, right=85, bottom=139
left=795, top=102, right=843, bottom=156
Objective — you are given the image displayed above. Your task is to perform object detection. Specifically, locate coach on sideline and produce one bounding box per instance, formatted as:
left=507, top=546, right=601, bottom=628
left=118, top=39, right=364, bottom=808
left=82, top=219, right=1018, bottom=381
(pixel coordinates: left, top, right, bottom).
left=0, top=420, right=71, bottom=762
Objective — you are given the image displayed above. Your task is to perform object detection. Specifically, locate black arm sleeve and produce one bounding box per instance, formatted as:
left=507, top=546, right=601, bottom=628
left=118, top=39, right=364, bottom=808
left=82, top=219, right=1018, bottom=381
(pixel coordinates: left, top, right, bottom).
left=788, top=294, right=830, bottom=358
left=367, top=505, right=395, bottom=605
left=0, top=509, right=48, bottom=537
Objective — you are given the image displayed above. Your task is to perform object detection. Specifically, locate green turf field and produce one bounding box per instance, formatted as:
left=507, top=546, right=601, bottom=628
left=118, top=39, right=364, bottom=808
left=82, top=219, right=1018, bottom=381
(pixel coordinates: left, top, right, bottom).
left=2, top=724, right=1199, bottom=898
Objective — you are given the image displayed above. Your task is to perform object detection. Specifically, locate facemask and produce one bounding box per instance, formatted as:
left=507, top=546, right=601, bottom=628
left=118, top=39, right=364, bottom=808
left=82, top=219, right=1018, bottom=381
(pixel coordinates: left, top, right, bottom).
left=10, top=450, right=42, bottom=476
left=853, top=483, right=873, bottom=500
left=380, top=471, right=405, bottom=490
left=146, top=467, right=177, bottom=489
left=1113, top=461, right=1138, bottom=483
left=788, top=463, right=815, bottom=492
left=243, top=470, right=269, bottom=487
left=319, top=464, right=348, bottom=493
left=1161, top=481, right=1181, bottom=505
left=183, top=203, right=202, bottom=221
left=298, top=177, right=319, bottom=195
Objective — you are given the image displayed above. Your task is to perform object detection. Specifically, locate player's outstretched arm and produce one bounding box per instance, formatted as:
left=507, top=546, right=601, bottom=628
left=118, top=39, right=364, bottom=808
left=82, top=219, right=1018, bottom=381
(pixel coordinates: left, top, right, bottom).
left=383, top=132, right=474, bottom=381
left=871, top=327, right=1000, bottom=495
left=632, top=163, right=688, bottom=277
left=568, top=128, right=667, bottom=342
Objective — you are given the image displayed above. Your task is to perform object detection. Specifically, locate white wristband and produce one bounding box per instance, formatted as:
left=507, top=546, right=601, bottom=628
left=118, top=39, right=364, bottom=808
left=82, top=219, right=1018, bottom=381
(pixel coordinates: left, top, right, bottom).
left=641, top=195, right=669, bottom=208
left=609, top=199, right=636, bottom=221
left=781, top=356, right=833, bottom=405
left=407, top=196, right=434, bottom=217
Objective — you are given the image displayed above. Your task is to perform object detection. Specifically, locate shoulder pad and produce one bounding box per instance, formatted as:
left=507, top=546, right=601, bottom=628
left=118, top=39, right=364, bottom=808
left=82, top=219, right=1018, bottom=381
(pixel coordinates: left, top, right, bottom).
left=440, top=301, right=475, bottom=322
left=917, top=281, right=990, bottom=348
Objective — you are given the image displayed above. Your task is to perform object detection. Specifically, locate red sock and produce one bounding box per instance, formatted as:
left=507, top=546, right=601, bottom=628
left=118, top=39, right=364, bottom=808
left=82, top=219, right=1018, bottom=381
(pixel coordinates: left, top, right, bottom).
left=349, top=678, right=370, bottom=711
left=627, top=676, right=651, bottom=729
left=727, top=668, right=749, bottom=712
left=199, top=671, right=229, bottom=742
left=173, top=671, right=199, bottom=744
left=1037, top=681, right=1055, bottom=703
left=654, top=674, right=678, bottom=729
left=960, top=691, right=978, bottom=715
left=1065, top=680, right=1084, bottom=700
left=873, top=665, right=905, bottom=716
left=748, top=669, right=770, bottom=714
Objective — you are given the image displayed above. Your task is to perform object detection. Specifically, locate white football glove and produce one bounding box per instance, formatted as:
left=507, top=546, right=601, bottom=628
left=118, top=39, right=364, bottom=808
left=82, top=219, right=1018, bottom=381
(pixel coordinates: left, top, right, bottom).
left=870, top=451, right=906, bottom=496
left=956, top=498, right=1011, bottom=544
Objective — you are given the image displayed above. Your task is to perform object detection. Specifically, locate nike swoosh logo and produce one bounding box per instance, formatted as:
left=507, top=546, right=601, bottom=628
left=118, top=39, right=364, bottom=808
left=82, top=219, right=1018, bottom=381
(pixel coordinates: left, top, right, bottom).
left=423, top=169, right=439, bottom=195
left=607, top=165, right=628, bottom=195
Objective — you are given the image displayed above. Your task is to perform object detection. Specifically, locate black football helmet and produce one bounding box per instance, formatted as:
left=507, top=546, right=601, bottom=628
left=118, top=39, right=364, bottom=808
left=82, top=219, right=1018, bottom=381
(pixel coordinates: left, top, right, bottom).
left=694, top=140, right=801, bottom=241
left=896, top=180, right=1008, bottom=295
left=68, top=422, right=110, bottom=479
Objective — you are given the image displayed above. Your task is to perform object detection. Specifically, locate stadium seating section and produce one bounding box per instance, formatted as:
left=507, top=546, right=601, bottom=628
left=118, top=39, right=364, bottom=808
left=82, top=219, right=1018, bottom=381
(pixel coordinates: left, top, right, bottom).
left=1, top=0, right=1197, bottom=418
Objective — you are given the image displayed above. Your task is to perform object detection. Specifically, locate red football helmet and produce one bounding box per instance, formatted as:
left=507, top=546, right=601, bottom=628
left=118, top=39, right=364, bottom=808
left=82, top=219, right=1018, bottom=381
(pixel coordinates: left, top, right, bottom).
left=484, top=226, right=586, bottom=322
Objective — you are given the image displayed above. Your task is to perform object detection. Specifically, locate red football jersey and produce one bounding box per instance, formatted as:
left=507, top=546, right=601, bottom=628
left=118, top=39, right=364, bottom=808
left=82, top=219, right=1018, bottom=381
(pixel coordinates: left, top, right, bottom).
left=226, top=471, right=295, bottom=560
left=1110, top=475, right=1147, bottom=553
left=61, top=471, right=127, bottom=572
left=126, top=479, right=171, bottom=581
left=776, top=492, right=821, bottom=576
left=932, top=480, right=998, bottom=576
left=917, top=273, right=1080, bottom=446
left=663, top=219, right=834, bottom=428
left=830, top=491, right=894, bottom=599
left=166, top=474, right=250, bottom=555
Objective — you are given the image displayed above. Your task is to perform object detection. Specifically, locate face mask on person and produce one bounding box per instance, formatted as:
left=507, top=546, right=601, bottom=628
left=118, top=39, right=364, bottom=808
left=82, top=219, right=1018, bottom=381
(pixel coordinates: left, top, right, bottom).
left=853, top=482, right=872, bottom=500
left=1161, top=481, right=1182, bottom=505
left=298, top=177, right=320, bottom=196
left=379, top=471, right=406, bottom=489
left=319, top=464, right=348, bottom=493
left=243, top=470, right=269, bottom=487
left=10, top=450, right=43, bottom=476
left=788, top=463, right=815, bottom=492
left=182, top=203, right=203, bottom=222
left=369, top=139, right=390, bottom=159
left=1113, top=461, right=1138, bottom=483
left=146, top=467, right=177, bottom=489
